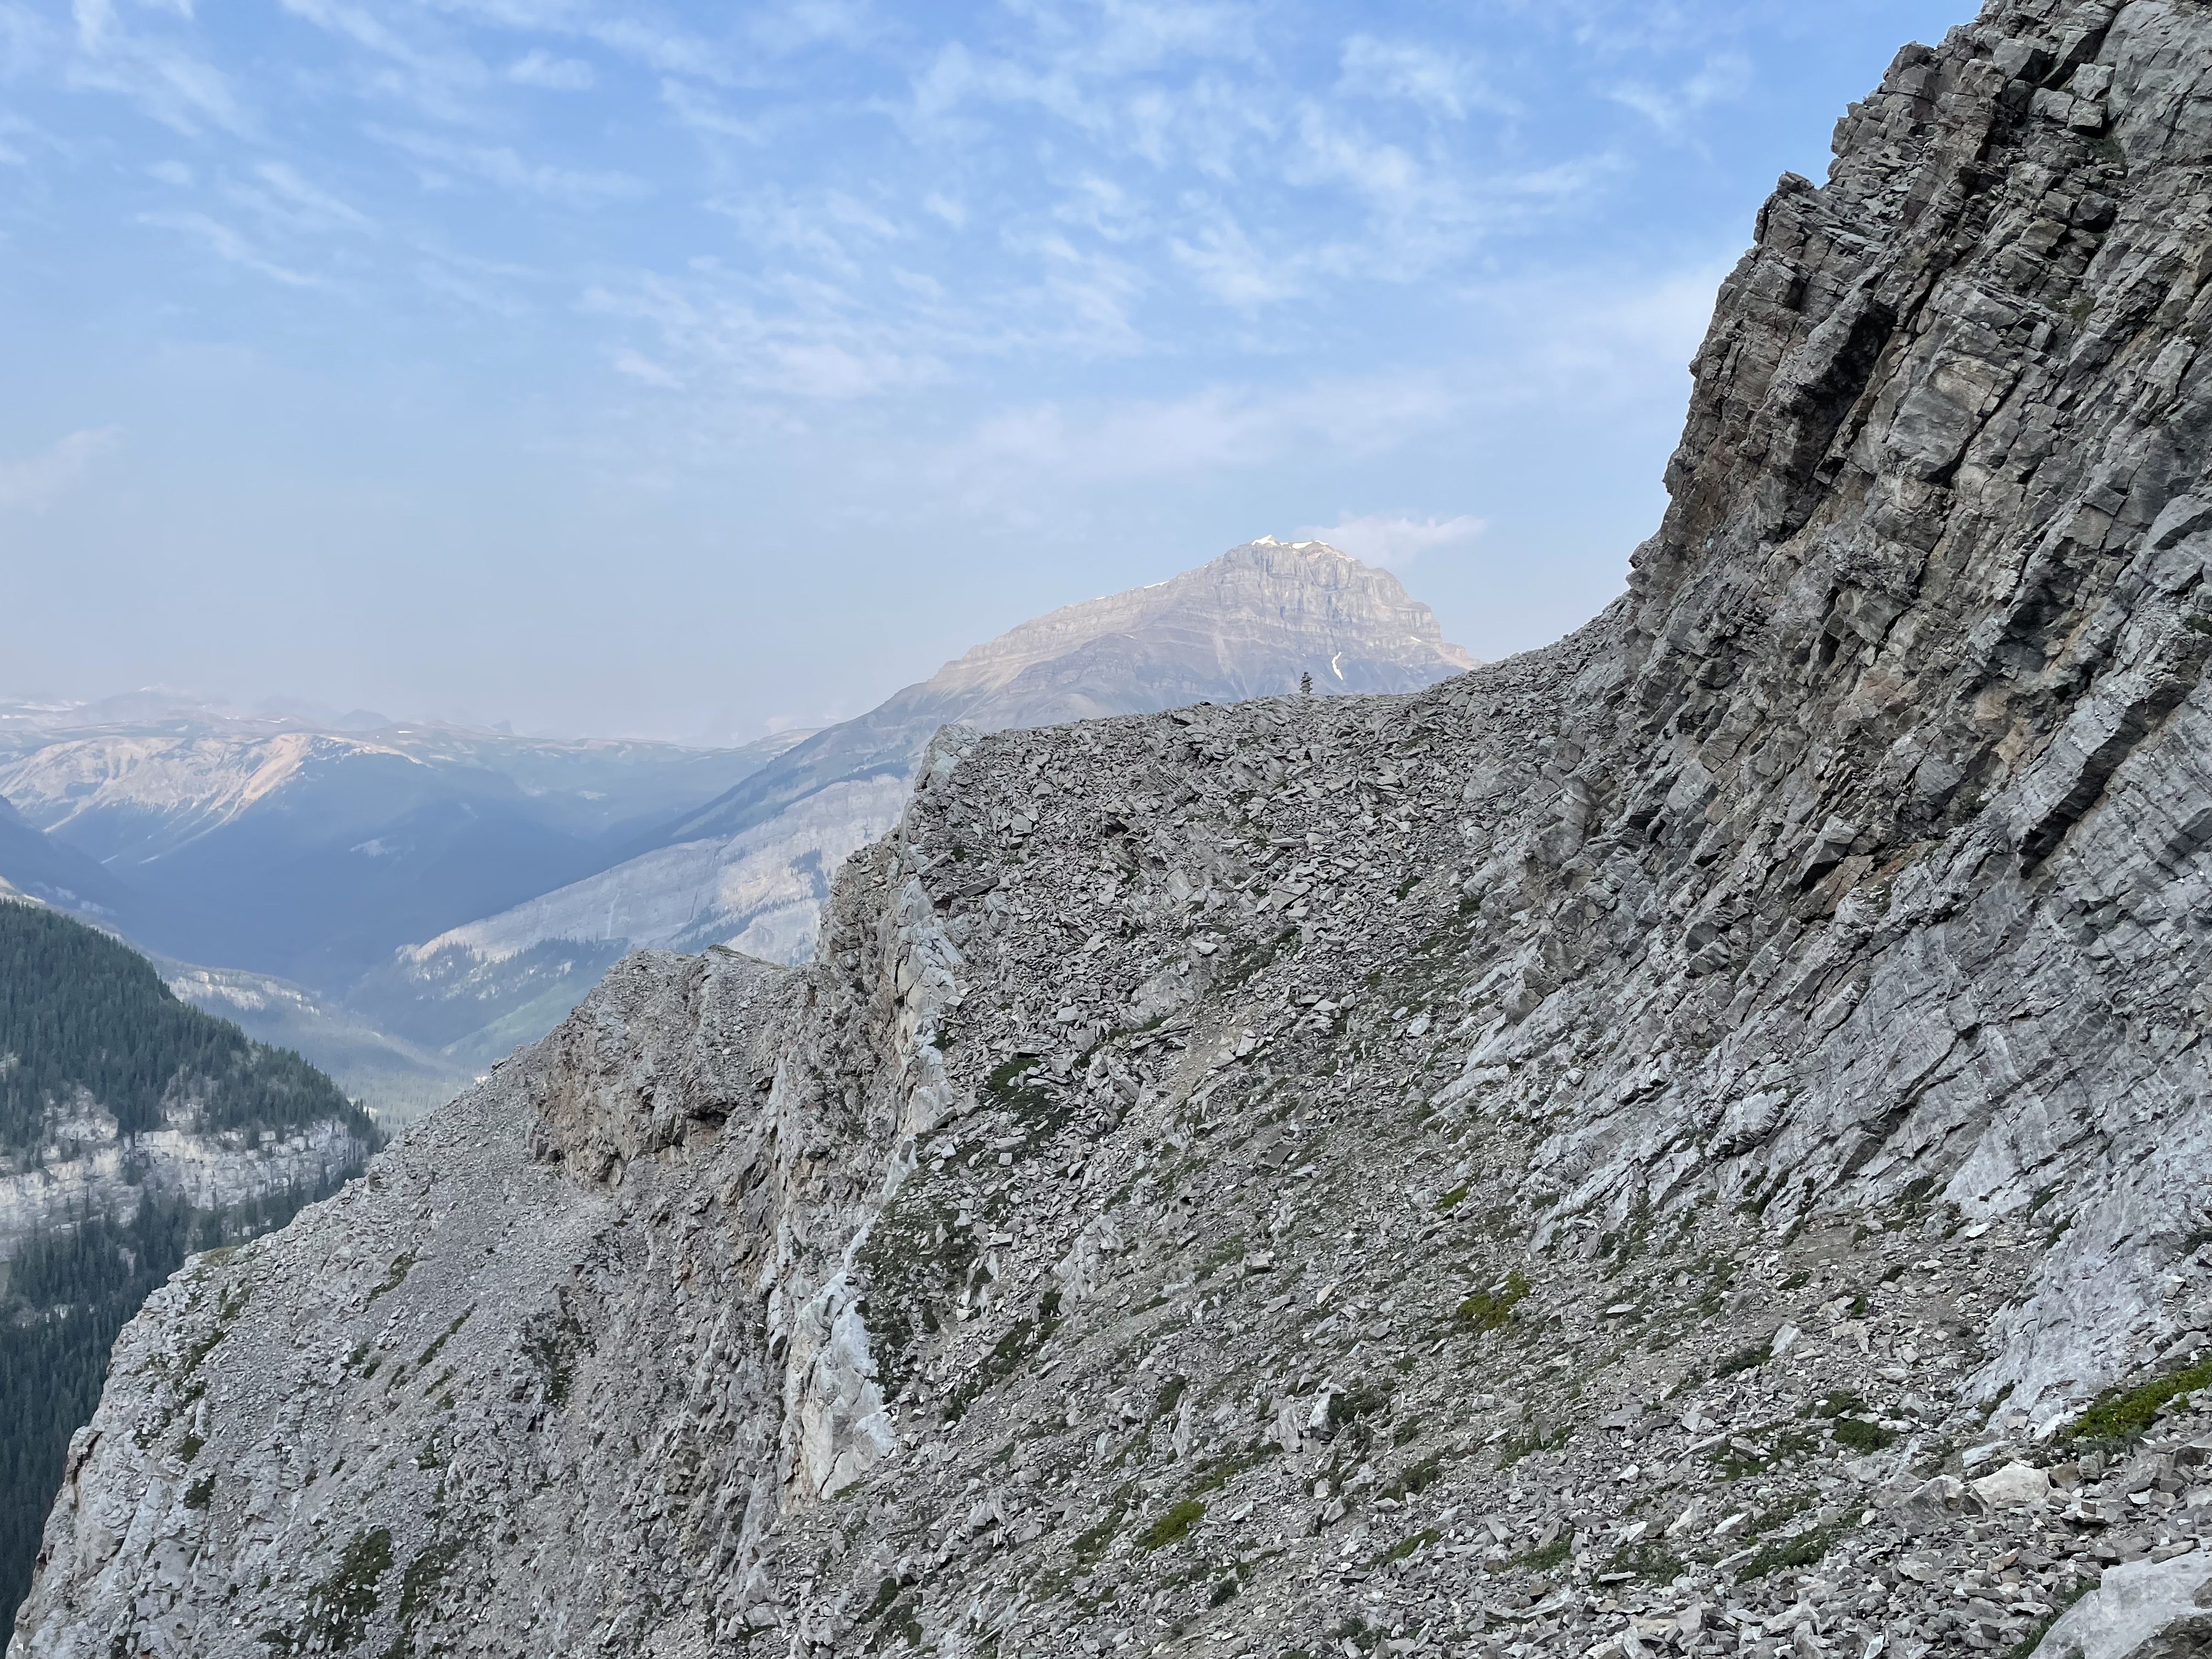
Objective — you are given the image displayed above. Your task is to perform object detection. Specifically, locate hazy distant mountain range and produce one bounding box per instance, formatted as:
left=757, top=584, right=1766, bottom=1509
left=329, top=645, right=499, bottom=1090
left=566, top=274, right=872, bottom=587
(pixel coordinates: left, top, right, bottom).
left=0, top=541, right=1473, bottom=1118
left=0, top=704, right=802, bottom=988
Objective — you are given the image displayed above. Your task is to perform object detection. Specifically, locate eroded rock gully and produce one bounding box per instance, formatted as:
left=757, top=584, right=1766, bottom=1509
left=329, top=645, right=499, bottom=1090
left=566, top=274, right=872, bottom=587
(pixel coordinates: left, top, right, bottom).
left=24, top=2, right=2212, bottom=1655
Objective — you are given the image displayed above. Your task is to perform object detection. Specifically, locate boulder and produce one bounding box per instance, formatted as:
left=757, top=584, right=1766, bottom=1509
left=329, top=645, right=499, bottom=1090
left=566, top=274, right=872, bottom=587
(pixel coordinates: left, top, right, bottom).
left=2032, top=1549, right=2212, bottom=1659
left=1892, top=1476, right=1971, bottom=1534
left=1974, top=1462, right=2053, bottom=1509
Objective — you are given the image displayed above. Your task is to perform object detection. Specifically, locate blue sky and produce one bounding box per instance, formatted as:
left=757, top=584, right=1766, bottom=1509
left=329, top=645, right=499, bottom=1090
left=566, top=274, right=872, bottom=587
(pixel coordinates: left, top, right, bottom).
left=1, top=0, right=1978, bottom=741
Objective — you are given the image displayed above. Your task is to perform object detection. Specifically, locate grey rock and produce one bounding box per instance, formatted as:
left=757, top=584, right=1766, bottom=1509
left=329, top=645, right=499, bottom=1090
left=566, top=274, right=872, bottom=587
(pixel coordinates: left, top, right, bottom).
left=37, top=3, right=2212, bottom=1655
left=0, top=1094, right=369, bottom=1266
left=1975, top=1461, right=2055, bottom=1508
left=1893, top=1476, right=1972, bottom=1534
left=2031, top=1549, right=2212, bottom=1659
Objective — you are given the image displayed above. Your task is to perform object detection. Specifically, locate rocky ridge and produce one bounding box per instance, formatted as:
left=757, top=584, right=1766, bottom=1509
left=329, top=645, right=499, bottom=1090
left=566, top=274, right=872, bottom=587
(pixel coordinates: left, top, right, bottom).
left=364, top=539, right=1475, bottom=1059
left=24, top=3, right=2212, bottom=1657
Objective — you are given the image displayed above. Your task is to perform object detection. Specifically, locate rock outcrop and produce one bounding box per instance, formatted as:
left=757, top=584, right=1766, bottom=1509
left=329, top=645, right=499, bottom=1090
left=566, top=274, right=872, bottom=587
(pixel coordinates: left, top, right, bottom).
left=0, top=1102, right=366, bottom=1261
left=27, top=3, right=2212, bottom=1655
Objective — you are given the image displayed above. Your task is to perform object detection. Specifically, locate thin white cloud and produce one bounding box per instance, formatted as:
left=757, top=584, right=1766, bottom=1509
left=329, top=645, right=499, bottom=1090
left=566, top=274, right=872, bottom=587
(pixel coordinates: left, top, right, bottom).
left=1609, top=52, right=1751, bottom=137
left=248, top=160, right=376, bottom=231
left=275, top=0, right=493, bottom=120
left=577, top=16, right=736, bottom=83
left=1287, top=105, right=1422, bottom=207
left=147, top=157, right=193, bottom=184
left=1077, top=0, right=1260, bottom=75
left=0, top=3, right=54, bottom=78
left=944, top=371, right=1459, bottom=493
left=373, top=127, right=648, bottom=205
left=0, top=110, right=61, bottom=170
left=1337, top=37, right=1505, bottom=121
left=412, top=245, right=540, bottom=315
left=137, top=210, right=328, bottom=286
left=66, top=0, right=246, bottom=135
left=1170, top=215, right=1301, bottom=307
left=0, top=428, right=121, bottom=511
left=610, top=348, right=682, bottom=388
left=660, top=78, right=771, bottom=144
left=509, top=48, right=593, bottom=90
left=748, top=0, right=876, bottom=54
left=1295, top=511, right=1487, bottom=569
left=870, top=261, right=1721, bottom=534
left=709, top=186, right=901, bottom=276
left=427, top=0, right=744, bottom=85
left=584, top=270, right=947, bottom=400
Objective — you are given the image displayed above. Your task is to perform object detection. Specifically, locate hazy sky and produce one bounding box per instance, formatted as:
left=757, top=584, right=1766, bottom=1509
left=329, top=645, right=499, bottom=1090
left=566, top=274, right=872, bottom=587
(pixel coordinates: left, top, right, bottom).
left=2, top=0, right=1978, bottom=742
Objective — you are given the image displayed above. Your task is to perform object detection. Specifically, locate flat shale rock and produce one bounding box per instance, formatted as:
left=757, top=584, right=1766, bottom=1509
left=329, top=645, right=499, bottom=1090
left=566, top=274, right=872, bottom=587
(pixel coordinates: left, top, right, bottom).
left=25, top=2, right=2212, bottom=1656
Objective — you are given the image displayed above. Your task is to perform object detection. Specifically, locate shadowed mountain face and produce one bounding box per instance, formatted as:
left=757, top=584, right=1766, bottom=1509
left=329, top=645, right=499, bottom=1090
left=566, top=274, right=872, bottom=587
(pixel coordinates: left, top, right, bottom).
left=355, top=539, right=1476, bottom=1064
left=0, top=797, right=136, bottom=922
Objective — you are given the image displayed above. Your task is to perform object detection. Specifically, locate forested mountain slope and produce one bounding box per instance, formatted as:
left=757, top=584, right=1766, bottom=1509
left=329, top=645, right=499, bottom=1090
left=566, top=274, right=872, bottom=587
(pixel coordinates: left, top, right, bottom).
left=0, top=901, right=376, bottom=1631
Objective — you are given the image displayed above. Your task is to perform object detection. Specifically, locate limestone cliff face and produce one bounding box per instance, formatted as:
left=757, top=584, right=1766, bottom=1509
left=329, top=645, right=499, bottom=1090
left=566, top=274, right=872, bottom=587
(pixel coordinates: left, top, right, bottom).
left=25, top=4, right=2212, bottom=1655
left=0, top=1101, right=367, bottom=1262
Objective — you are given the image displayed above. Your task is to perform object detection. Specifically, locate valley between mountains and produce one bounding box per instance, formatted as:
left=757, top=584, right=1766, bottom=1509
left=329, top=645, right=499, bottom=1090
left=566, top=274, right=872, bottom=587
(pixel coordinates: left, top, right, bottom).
left=26, top=2, right=2212, bottom=1657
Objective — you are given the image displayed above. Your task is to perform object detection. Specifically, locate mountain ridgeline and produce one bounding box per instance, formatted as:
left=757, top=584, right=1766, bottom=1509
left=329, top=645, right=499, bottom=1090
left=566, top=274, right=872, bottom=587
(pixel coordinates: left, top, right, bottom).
left=0, top=706, right=807, bottom=1119
left=37, top=7, right=2212, bottom=1654
left=356, top=538, right=1477, bottom=1069
left=0, top=716, right=804, bottom=993
left=0, top=901, right=376, bottom=1632
left=0, top=550, right=1471, bottom=1122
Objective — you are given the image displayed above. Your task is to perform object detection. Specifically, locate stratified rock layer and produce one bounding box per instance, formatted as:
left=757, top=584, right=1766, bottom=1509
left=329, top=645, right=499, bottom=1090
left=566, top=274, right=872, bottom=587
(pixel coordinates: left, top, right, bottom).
left=24, top=3, right=2212, bottom=1655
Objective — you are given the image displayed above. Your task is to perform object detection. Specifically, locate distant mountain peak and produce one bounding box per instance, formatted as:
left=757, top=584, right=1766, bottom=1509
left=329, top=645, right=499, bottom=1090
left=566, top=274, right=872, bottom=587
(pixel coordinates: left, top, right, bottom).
left=929, top=538, right=1474, bottom=705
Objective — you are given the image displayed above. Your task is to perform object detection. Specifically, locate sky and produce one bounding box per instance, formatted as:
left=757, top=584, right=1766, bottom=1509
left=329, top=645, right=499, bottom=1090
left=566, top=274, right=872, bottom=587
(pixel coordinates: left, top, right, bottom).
left=0, top=0, right=1981, bottom=743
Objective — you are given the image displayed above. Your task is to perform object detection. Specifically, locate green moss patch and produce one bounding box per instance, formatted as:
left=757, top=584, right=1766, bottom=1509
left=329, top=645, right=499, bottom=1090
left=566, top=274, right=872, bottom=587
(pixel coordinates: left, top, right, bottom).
left=1832, top=1418, right=1895, bottom=1454
left=1137, top=1499, right=1206, bottom=1550
left=1453, top=1272, right=1529, bottom=1336
left=365, top=1253, right=415, bottom=1306
left=2063, top=1358, right=2212, bottom=1447
left=1374, top=1527, right=1440, bottom=1566
left=1737, top=1520, right=1851, bottom=1582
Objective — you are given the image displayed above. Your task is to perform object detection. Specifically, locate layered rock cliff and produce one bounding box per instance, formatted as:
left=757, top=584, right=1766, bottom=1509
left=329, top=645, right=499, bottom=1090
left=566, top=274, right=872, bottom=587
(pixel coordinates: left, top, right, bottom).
left=24, top=3, right=2212, bottom=1655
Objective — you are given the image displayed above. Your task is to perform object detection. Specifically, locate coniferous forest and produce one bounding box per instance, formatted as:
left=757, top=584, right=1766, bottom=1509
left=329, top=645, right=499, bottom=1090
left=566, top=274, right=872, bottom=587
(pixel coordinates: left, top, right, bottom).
left=0, top=900, right=372, bottom=1153
left=0, top=900, right=377, bottom=1626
